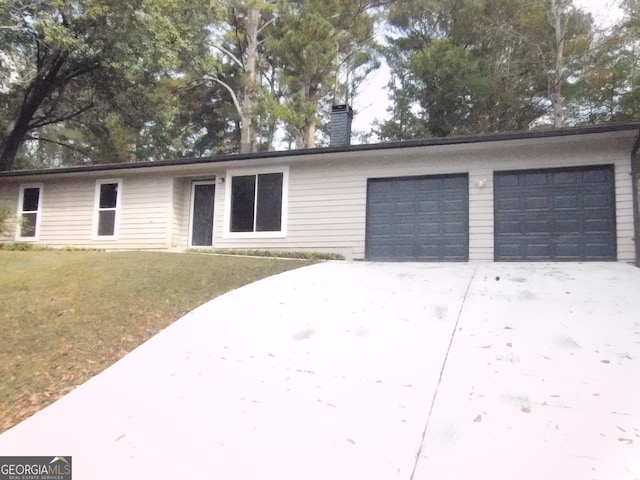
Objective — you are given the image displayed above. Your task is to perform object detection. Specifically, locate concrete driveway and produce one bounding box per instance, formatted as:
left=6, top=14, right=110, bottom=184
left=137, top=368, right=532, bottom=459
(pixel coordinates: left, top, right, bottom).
left=1, top=262, right=639, bottom=479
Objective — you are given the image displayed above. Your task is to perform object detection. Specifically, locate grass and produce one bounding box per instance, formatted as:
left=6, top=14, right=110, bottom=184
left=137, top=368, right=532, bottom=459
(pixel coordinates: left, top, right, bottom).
left=0, top=250, right=314, bottom=433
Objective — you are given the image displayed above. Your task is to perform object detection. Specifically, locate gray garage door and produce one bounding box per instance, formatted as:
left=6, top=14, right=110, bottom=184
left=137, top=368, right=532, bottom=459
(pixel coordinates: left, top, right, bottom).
left=366, top=174, right=469, bottom=261
left=494, top=165, right=617, bottom=261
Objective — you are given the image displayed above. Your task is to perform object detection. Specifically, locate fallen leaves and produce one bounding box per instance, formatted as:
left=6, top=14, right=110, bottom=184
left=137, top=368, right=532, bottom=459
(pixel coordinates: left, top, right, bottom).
left=0, top=369, right=90, bottom=432
left=1, top=251, right=311, bottom=435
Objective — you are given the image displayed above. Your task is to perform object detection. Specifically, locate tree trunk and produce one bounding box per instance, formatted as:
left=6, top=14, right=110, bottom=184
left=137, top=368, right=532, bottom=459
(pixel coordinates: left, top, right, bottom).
left=0, top=130, right=24, bottom=171
left=551, top=0, right=566, bottom=128
left=301, top=89, right=319, bottom=148
left=302, top=122, right=316, bottom=148
left=239, top=5, right=260, bottom=153
left=0, top=50, right=69, bottom=171
left=1, top=80, right=52, bottom=171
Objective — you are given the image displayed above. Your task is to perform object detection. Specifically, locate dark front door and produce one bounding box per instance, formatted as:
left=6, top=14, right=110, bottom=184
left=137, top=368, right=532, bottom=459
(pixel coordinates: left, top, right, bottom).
left=191, top=182, right=216, bottom=247
left=366, top=174, right=469, bottom=261
left=494, top=165, right=617, bottom=261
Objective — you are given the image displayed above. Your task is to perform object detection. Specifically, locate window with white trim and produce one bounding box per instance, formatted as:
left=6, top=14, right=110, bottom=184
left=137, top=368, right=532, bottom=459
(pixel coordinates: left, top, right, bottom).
left=94, top=180, right=122, bottom=238
left=225, top=168, right=288, bottom=237
left=17, top=184, right=42, bottom=239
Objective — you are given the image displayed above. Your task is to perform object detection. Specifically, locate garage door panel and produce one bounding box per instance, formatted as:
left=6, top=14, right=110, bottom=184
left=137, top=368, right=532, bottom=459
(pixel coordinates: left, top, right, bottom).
left=393, top=201, right=413, bottom=214
left=494, top=165, right=616, bottom=261
left=367, top=227, right=392, bottom=240
left=494, top=174, right=520, bottom=188
left=555, top=219, right=581, bottom=233
left=369, top=203, right=393, bottom=215
left=417, top=222, right=441, bottom=235
left=584, top=194, right=610, bottom=208
left=583, top=169, right=611, bottom=183
left=525, top=196, right=552, bottom=210
left=444, top=221, right=467, bottom=235
left=443, top=176, right=467, bottom=187
left=368, top=181, right=391, bottom=194
left=526, top=219, right=553, bottom=234
left=366, top=174, right=469, bottom=261
left=524, top=172, right=550, bottom=186
left=554, top=243, right=584, bottom=261
left=554, top=195, right=579, bottom=209
left=496, top=243, right=520, bottom=259
left=495, top=199, right=521, bottom=212
left=444, top=245, right=468, bottom=259
left=415, top=244, right=442, bottom=259
left=585, top=243, right=613, bottom=259
left=553, top=171, right=579, bottom=185
left=444, top=199, right=467, bottom=211
left=417, top=200, right=439, bottom=213
left=396, top=223, right=415, bottom=235
left=526, top=243, right=552, bottom=258
left=584, top=218, right=611, bottom=233
left=495, top=219, right=522, bottom=235
left=394, top=245, right=415, bottom=257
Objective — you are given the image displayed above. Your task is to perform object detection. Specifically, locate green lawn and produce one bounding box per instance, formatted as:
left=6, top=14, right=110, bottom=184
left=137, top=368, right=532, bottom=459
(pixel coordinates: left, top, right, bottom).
left=0, top=250, right=313, bottom=433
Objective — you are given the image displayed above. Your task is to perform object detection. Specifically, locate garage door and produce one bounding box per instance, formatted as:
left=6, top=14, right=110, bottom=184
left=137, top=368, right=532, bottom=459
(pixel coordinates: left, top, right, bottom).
left=366, top=174, right=469, bottom=261
left=494, top=165, right=616, bottom=261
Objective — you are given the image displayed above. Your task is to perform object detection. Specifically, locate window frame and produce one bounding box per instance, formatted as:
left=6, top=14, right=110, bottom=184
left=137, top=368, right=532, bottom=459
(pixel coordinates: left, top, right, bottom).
left=92, top=179, right=122, bottom=240
left=223, top=166, right=288, bottom=239
left=16, top=183, right=43, bottom=241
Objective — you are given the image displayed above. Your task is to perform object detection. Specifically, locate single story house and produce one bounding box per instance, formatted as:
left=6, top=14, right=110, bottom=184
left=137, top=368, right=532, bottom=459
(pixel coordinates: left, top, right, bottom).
left=1, top=109, right=639, bottom=263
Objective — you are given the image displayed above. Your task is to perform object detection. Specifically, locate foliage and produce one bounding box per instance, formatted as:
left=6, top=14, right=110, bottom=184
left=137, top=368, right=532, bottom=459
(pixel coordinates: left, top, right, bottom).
left=0, top=0, right=222, bottom=170
left=2, top=0, right=640, bottom=168
left=268, top=0, right=379, bottom=147
left=0, top=242, right=36, bottom=251
left=0, top=203, right=12, bottom=235
left=378, top=0, right=594, bottom=139
left=566, top=0, right=640, bottom=124
left=0, top=250, right=313, bottom=432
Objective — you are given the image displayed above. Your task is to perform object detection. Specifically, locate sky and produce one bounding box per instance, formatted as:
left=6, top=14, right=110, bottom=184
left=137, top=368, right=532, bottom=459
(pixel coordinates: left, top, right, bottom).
left=351, top=0, right=625, bottom=137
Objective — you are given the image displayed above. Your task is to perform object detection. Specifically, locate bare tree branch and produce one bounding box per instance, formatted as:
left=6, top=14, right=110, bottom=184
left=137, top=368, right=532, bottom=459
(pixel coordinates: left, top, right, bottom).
left=257, top=16, right=276, bottom=36
left=29, top=102, right=95, bottom=129
left=204, top=74, right=243, bottom=120
left=212, top=44, right=244, bottom=69
left=25, top=134, right=91, bottom=156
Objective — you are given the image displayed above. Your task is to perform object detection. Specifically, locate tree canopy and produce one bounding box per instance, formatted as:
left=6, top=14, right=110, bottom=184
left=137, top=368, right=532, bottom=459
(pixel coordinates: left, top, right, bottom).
left=1, top=0, right=639, bottom=171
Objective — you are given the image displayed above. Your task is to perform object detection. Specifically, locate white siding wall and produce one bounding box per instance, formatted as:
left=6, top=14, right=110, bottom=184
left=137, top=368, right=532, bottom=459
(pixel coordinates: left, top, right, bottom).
left=212, top=162, right=365, bottom=257
left=615, top=162, right=635, bottom=261
left=212, top=132, right=636, bottom=262
left=0, top=174, right=174, bottom=250
left=171, top=178, right=190, bottom=249
left=1, top=130, right=636, bottom=263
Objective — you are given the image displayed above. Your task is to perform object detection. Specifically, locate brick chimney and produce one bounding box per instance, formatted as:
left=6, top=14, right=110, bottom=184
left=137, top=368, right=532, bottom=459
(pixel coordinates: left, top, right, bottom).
left=330, top=104, right=353, bottom=147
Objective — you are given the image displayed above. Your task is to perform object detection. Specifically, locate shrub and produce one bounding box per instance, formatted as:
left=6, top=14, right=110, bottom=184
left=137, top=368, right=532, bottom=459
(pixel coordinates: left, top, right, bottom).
left=188, top=248, right=345, bottom=261
left=0, top=203, right=12, bottom=236
left=1, top=242, right=35, bottom=251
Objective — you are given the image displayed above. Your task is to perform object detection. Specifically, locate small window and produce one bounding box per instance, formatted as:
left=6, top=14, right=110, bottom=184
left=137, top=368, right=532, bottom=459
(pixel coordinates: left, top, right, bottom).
left=225, top=168, right=287, bottom=238
left=94, top=180, right=121, bottom=238
left=17, top=185, right=42, bottom=239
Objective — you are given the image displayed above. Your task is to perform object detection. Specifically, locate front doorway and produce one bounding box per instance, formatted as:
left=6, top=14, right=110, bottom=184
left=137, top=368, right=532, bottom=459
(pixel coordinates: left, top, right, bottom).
left=190, top=181, right=216, bottom=247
